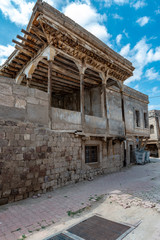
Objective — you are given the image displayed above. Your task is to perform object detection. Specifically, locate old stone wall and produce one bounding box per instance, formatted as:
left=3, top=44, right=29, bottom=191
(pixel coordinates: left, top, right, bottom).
left=0, top=119, right=123, bottom=205
left=0, top=77, right=49, bottom=126
left=0, top=76, right=123, bottom=204
left=107, top=85, right=149, bottom=138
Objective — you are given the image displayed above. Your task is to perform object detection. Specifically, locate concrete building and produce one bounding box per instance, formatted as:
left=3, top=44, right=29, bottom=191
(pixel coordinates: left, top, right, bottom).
left=0, top=0, right=149, bottom=204
left=146, top=110, right=160, bottom=157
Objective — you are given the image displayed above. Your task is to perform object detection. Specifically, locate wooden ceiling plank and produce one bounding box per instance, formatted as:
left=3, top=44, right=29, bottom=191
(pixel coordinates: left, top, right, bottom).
left=15, top=45, right=33, bottom=57
left=31, top=78, right=73, bottom=93
left=33, top=72, right=80, bottom=89
left=21, top=29, right=44, bottom=44
left=12, top=39, right=37, bottom=53
left=14, top=57, right=26, bottom=65
left=17, top=35, right=40, bottom=49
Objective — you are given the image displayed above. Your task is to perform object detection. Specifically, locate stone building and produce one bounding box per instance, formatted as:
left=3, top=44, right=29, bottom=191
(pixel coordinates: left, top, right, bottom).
left=146, top=110, right=160, bottom=157
left=0, top=0, right=149, bottom=204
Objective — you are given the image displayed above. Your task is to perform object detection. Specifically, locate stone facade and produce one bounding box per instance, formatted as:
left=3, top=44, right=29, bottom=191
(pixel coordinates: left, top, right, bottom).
left=146, top=110, right=160, bottom=157
left=0, top=76, right=125, bottom=205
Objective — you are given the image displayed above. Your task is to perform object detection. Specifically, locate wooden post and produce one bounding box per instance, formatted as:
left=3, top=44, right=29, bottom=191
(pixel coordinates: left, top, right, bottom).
left=80, top=72, right=85, bottom=129
left=26, top=78, right=31, bottom=87
left=102, top=83, right=107, bottom=119
left=103, top=83, right=109, bottom=135
left=121, top=90, right=126, bottom=136
left=48, top=60, right=52, bottom=128
left=99, top=71, right=109, bottom=135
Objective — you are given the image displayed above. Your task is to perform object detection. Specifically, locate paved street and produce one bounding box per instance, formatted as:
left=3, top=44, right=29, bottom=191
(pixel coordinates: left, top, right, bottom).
left=0, top=158, right=160, bottom=240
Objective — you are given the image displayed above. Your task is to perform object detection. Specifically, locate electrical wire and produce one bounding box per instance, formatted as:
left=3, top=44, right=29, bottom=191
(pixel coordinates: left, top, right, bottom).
left=149, top=95, right=160, bottom=99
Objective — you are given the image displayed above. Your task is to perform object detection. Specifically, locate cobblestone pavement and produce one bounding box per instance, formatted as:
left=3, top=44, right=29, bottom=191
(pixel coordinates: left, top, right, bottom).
left=0, top=158, right=160, bottom=240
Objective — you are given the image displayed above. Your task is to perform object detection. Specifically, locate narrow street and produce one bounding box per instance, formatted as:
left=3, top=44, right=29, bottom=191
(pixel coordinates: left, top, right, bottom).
left=1, top=158, right=160, bottom=240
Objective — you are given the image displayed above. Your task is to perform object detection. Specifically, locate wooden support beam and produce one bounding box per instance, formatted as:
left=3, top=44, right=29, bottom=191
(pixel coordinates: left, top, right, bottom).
left=99, top=71, right=109, bottom=135
left=32, top=72, right=79, bottom=90
left=80, top=72, right=85, bottom=128
left=121, top=89, right=126, bottom=136
left=12, top=39, right=37, bottom=53
left=7, top=66, right=19, bottom=72
left=48, top=60, right=52, bottom=128
left=41, top=59, right=100, bottom=85
left=17, top=35, right=40, bottom=49
left=21, top=29, right=44, bottom=43
left=0, top=71, right=13, bottom=77
left=36, top=63, right=93, bottom=87
left=31, top=25, right=47, bottom=40
left=10, top=62, right=22, bottom=69
left=33, top=70, right=80, bottom=88
left=15, top=45, right=33, bottom=57
left=14, top=57, right=26, bottom=65
left=18, top=53, right=30, bottom=61
left=31, top=78, right=72, bottom=93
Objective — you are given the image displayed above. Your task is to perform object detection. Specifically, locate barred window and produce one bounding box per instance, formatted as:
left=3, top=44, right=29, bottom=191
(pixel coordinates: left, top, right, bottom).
left=85, top=146, right=98, bottom=163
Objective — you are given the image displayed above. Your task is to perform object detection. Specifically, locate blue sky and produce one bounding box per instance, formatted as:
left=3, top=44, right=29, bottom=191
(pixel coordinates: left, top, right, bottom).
left=0, top=0, right=160, bottom=110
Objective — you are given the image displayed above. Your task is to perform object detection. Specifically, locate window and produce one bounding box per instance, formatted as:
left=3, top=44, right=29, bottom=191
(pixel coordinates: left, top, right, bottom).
left=85, top=146, right=98, bottom=163
left=135, top=110, right=140, bottom=127
left=150, top=125, right=154, bottom=134
left=144, top=112, right=148, bottom=128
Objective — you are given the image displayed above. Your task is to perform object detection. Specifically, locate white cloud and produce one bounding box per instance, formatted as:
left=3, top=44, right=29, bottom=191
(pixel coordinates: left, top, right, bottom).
left=155, top=8, right=160, bottom=15
left=136, top=16, right=150, bottom=27
left=120, top=37, right=160, bottom=84
left=116, top=34, right=122, bottom=45
left=114, top=0, right=129, bottom=5
left=134, top=84, right=139, bottom=91
left=151, top=87, right=160, bottom=94
left=149, top=104, right=160, bottom=110
left=123, top=29, right=129, bottom=38
left=132, top=0, right=147, bottom=10
left=120, top=43, right=130, bottom=56
left=0, top=0, right=34, bottom=26
left=104, top=0, right=129, bottom=6
left=0, top=44, right=15, bottom=66
left=145, top=68, right=159, bottom=80
left=63, top=2, right=111, bottom=42
left=113, top=13, right=123, bottom=20
left=148, top=87, right=160, bottom=110
left=147, top=47, right=160, bottom=62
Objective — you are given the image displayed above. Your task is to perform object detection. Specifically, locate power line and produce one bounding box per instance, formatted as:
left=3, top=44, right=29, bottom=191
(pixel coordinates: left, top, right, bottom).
left=149, top=95, right=160, bottom=99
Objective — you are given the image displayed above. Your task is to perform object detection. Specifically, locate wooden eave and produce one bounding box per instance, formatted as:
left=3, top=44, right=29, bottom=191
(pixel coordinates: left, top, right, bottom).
left=0, top=0, right=135, bottom=93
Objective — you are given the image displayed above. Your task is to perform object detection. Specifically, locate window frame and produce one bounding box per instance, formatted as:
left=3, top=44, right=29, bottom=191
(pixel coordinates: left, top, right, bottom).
left=85, top=145, right=99, bottom=164
left=135, top=109, right=140, bottom=128
left=150, top=124, right=154, bottom=134
left=143, top=112, right=148, bottom=128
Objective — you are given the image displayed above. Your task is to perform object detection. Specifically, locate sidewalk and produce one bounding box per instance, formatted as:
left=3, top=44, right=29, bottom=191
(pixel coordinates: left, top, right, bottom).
left=0, top=158, right=160, bottom=240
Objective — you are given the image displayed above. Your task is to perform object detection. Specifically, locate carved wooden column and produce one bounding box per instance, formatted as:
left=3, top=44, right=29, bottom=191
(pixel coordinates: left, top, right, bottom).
left=48, top=60, right=53, bottom=129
